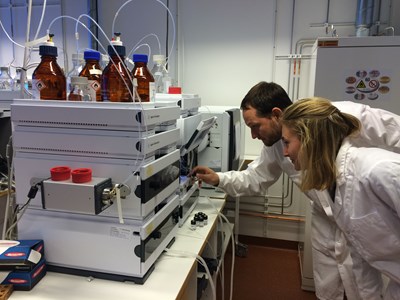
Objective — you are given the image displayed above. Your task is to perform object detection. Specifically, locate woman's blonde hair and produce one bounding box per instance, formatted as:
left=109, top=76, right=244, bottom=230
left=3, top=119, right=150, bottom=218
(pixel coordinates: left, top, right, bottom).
left=281, top=97, right=361, bottom=191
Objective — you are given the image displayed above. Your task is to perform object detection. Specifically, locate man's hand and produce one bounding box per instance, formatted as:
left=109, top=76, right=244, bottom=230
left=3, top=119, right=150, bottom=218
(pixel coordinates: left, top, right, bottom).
left=189, top=166, right=220, bottom=187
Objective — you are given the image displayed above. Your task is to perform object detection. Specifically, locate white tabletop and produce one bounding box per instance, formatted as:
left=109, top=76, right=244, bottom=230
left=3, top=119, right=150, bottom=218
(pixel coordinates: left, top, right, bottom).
left=9, top=196, right=226, bottom=300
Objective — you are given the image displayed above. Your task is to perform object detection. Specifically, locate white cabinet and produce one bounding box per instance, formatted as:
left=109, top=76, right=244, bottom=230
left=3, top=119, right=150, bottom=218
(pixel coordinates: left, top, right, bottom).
left=9, top=197, right=230, bottom=300
left=197, top=221, right=234, bottom=300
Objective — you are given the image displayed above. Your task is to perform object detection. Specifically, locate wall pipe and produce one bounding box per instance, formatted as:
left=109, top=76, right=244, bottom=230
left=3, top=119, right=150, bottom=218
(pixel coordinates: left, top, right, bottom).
left=233, top=202, right=306, bottom=219
left=286, top=0, right=296, bottom=98
left=355, top=0, right=375, bottom=36
left=375, top=0, right=382, bottom=35
left=271, top=0, right=278, bottom=81
left=240, top=211, right=305, bottom=223
left=9, top=1, right=16, bottom=68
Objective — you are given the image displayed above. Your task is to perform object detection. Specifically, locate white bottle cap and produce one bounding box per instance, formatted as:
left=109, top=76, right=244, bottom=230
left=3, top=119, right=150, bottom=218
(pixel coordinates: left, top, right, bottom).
left=111, top=40, right=123, bottom=46
left=153, top=54, right=165, bottom=64
left=70, top=76, right=88, bottom=85
left=42, top=40, right=55, bottom=46
left=111, top=34, right=123, bottom=46
left=72, top=53, right=84, bottom=63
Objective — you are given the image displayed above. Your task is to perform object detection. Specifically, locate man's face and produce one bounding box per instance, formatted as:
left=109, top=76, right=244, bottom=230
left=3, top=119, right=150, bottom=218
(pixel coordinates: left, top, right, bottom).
left=281, top=125, right=302, bottom=170
left=242, top=106, right=282, bottom=147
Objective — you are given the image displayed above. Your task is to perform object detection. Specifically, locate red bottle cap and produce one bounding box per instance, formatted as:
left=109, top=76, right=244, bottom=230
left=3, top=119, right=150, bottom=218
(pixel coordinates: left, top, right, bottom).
left=50, top=166, right=71, bottom=181
left=71, top=168, right=92, bottom=183
left=168, top=86, right=182, bottom=94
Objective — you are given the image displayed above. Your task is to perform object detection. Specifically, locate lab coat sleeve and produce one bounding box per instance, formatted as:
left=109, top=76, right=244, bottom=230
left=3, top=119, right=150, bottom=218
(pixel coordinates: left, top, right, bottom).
left=366, top=160, right=400, bottom=218
left=336, top=102, right=400, bottom=153
left=359, top=106, right=400, bottom=152
left=344, top=148, right=400, bottom=292
left=217, top=145, right=283, bottom=197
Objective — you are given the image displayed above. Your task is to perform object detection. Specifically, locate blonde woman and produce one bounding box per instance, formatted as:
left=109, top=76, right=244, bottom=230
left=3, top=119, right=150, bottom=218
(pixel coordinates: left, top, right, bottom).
left=281, top=97, right=400, bottom=299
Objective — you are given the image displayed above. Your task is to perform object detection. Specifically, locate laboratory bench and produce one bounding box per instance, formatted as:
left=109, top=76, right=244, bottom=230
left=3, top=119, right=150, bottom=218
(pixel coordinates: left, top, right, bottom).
left=7, top=194, right=232, bottom=300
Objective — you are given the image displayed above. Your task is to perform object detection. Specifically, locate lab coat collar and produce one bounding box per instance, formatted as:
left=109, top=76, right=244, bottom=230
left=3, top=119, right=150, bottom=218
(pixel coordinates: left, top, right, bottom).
left=336, top=138, right=352, bottom=187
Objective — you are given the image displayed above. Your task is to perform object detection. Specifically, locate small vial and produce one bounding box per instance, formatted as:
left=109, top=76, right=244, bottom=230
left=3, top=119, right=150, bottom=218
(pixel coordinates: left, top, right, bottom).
left=203, top=214, right=208, bottom=226
left=190, top=219, right=196, bottom=231
left=194, top=215, right=200, bottom=227
left=197, top=215, right=204, bottom=227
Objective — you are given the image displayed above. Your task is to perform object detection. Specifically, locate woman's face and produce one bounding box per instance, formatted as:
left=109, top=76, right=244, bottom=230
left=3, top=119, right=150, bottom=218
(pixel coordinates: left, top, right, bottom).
left=281, top=125, right=302, bottom=170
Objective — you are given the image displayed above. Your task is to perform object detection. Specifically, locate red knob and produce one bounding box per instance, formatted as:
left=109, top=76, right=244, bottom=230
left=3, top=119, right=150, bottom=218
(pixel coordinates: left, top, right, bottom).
left=71, top=168, right=92, bottom=183
left=50, top=166, right=71, bottom=181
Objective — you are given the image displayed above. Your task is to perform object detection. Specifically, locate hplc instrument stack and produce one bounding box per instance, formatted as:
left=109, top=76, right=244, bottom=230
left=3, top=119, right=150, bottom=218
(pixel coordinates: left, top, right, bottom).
left=11, top=99, right=181, bottom=283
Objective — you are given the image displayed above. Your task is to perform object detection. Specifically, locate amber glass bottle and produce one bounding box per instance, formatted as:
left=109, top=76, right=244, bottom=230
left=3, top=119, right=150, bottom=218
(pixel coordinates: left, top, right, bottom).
left=32, top=44, right=66, bottom=100
left=132, top=54, right=155, bottom=102
left=101, top=45, right=133, bottom=102
left=79, top=50, right=102, bottom=102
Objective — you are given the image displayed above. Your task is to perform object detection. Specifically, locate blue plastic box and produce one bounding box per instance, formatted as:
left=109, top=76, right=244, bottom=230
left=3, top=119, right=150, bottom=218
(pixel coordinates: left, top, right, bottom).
left=1, top=258, right=46, bottom=291
left=0, top=240, right=44, bottom=270
left=0, top=240, right=46, bottom=291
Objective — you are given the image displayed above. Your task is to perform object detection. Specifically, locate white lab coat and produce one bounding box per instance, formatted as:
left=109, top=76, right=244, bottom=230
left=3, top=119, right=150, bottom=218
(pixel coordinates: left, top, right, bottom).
left=217, top=101, right=400, bottom=300
left=332, top=140, right=400, bottom=299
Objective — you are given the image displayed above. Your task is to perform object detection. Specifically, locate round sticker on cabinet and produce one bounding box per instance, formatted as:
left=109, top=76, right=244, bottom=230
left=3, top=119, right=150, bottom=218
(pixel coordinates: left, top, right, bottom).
left=369, top=70, right=380, bottom=78
left=354, top=93, right=365, bottom=101
left=345, top=86, right=356, bottom=94
left=379, top=76, right=390, bottom=84
left=356, top=70, right=368, bottom=78
left=368, top=93, right=378, bottom=100
left=346, top=76, right=356, bottom=84
left=378, top=86, right=390, bottom=94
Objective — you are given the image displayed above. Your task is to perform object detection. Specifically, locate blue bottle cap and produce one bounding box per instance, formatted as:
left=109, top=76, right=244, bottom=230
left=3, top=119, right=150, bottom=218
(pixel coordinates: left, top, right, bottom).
left=133, top=54, right=148, bottom=63
left=84, top=50, right=101, bottom=60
